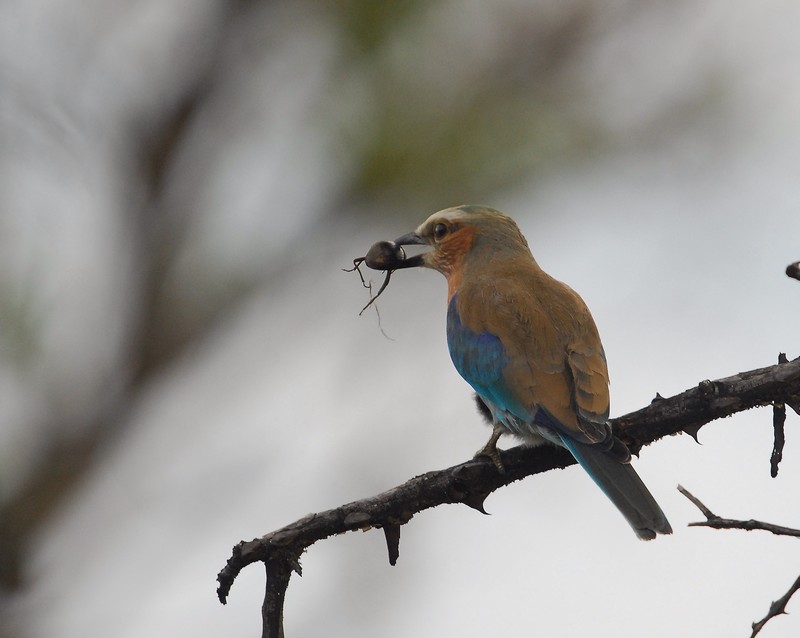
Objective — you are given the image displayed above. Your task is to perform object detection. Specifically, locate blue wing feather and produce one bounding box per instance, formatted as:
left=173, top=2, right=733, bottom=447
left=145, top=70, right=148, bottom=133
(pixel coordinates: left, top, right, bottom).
left=447, top=296, right=532, bottom=427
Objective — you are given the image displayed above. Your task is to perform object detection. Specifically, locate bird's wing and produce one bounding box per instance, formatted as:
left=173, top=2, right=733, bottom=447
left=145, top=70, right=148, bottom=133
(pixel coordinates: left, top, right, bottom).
left=545, top=280, right=611, bottom=444
left=567, top=342, right=611, bottom=442
left=461, top=272, right=611, bottom=445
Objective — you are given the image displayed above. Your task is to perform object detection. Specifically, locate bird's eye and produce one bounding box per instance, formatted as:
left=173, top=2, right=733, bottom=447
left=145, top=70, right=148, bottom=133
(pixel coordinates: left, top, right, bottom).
left=433, top=223, right=448, bottom=240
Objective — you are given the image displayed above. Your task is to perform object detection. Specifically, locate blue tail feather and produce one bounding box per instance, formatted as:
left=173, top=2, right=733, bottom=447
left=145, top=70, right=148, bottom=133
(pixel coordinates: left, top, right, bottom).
left=560, top=436, right=672, bottom=540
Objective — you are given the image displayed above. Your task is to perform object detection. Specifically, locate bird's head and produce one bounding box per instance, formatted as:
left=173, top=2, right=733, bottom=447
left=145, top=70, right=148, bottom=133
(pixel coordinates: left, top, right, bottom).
left=391, top=205, right=531, bottom=295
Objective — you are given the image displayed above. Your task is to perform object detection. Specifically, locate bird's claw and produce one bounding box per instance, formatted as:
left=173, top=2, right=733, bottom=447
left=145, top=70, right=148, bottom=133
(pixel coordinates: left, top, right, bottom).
left=474, top=424, right=505, bottom=473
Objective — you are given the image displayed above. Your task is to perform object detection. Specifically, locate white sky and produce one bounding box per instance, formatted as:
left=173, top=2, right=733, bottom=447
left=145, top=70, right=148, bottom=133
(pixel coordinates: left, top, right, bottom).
left=2, top=1, right=800, bottom=637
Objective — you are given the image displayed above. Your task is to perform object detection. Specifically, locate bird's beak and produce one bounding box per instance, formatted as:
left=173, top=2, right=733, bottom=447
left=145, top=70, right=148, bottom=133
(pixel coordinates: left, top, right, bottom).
left=391, top=231, right=429, bottom=269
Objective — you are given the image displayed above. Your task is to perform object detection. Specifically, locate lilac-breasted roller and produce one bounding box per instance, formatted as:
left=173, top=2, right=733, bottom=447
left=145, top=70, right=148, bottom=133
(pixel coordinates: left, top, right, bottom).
left=390, top=205, right=672, bottom=540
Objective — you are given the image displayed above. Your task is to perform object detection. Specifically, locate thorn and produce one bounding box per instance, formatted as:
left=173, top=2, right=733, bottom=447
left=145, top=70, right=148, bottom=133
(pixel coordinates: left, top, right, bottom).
left=463, top=492, right=491, bottom=515
left=771, top=402, right=786, bottom=479
left=383, top=524, right=401, bottom=566
left=290, top=556, right=303, bottom=577
left=449, top=469, right=492, bottom=515
left=683, top=424, right=702, bottom=444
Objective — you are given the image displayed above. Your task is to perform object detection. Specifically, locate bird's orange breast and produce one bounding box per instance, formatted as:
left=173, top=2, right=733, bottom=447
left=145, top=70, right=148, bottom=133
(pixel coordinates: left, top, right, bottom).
left=433, top=225, right=477, bottom=301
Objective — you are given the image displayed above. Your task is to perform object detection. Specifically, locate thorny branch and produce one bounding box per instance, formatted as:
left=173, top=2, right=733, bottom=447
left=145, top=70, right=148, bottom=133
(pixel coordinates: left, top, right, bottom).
left=751, top=575, right=800, bottom=638
left=678, top=485, right=800, bottom=637
left=217, top=356, right=800, bottom=638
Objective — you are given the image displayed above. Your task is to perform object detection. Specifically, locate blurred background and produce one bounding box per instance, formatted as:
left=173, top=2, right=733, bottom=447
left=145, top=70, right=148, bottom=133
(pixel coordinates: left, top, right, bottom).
left=1, top=1, right=799, bottom=636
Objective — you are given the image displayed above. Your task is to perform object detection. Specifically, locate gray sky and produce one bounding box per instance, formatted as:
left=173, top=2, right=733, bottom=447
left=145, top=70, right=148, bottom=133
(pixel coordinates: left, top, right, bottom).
left=2, top=1, right=799, bottom=637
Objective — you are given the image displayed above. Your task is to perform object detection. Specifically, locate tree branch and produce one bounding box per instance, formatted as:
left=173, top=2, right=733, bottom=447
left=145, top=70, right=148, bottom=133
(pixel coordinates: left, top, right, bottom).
left=751, top=575, right=800, bottom=638
left=678, top=485, right=800, bottom=538
left=677, top=485, right=800, bottom=637
left=217, top=356, right=800, bottom=637
left=786, top=260, right=800, bottom=282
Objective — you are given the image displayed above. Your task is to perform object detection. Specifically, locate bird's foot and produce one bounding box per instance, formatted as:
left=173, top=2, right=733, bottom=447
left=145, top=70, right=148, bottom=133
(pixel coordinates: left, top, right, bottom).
left=474, top=424, right=505, bottom=473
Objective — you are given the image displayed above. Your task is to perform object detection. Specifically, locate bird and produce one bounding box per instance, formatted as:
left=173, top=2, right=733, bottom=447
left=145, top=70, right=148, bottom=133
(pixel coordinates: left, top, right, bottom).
left=389, top=205, right=672, bottom=540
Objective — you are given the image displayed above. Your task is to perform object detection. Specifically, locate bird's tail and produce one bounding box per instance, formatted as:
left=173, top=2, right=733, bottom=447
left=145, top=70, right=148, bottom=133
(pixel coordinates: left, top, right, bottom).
left=560, top=437, right=672, bottom=540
